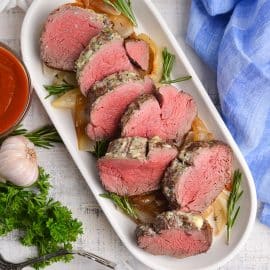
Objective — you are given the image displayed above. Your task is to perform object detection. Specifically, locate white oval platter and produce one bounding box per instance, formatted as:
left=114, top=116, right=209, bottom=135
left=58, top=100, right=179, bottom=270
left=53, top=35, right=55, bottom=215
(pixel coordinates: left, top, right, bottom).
left=21, top=1, right=257, bottom=269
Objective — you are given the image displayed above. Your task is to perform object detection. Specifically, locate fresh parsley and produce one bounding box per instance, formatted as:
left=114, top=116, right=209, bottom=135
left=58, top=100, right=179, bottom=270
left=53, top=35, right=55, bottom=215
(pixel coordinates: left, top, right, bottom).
left=7, top=124, right=62, bottom=149
left=160, top=48, right=192, bottom=84
left=44, top=84, right=75, bottom=99
left=104, top=0, right=137, bottom=26
left=100, top=193, right=138, bottom=219
left=226, top=170, right=243, bottom=244
left=0, top=168, right=83, bottom=269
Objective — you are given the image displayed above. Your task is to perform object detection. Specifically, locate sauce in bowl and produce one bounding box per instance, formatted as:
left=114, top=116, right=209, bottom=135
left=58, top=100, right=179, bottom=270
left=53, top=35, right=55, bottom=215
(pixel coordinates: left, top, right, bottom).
left=0, top=44, right=30, bottom=136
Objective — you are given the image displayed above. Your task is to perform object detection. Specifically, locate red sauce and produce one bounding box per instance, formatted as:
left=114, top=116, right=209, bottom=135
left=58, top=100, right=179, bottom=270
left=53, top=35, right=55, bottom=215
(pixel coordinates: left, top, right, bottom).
left=0, top=46, right=29, bottom=135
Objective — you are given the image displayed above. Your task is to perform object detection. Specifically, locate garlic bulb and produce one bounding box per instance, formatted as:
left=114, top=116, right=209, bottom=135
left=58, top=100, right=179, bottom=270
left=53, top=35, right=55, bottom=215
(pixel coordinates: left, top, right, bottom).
left=0, top=135, right=39, bottom=186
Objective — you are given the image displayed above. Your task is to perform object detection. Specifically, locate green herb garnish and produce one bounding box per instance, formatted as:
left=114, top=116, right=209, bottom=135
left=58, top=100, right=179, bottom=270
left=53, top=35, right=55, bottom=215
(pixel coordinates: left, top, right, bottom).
left=44, top=84, right=75, bottom=99
left=100, top=193, right=138, bottom=219
left=0, top=168, right=83, bottom=269
left=104, top=0, right=137, bottom=26
left=162, top=76, right=192, bottom=84
left=226, top=170, right=243, bottom=245
left=92, top=140, right=110, bottom=158
left=160, top=48, right=192, bottom=84
left=8, top=124, right=62, bottom=149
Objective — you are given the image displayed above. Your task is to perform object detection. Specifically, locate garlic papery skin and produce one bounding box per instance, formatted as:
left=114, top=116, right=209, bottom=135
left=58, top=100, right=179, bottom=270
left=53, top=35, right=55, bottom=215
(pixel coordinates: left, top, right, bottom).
left=0, top=135, right=39, bottom=187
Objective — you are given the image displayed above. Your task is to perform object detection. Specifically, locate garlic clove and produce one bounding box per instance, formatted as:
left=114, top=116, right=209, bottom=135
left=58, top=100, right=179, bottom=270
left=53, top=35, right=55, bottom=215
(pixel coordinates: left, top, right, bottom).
left=0, top=150, right=26, bottom=170
left=10, top=159, right=39, bottom=186
left=1, top=145, right=26, bottom=154
left=0, top=149, right=25, bottom=160
left=0, top=135, right=39, bottom=187
left=26, top=166, right=39, bottom=186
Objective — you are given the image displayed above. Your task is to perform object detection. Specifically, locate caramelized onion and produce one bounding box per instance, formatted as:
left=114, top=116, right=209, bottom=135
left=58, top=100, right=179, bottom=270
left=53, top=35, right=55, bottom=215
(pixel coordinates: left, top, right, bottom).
left=136, top=33, right=163, bottom=82
left=130, top=190, right=169, bottom=223
left=76, top=0, right=120, bottom=15
left=203, top=191, right=228, bottom=236
left=109, top=14, right=134, bottom=38
left=192, top=117, right=214, bottom=142
left=75, top=94, right=95, bottom=151
left=52, top=89, right=80, bottom=110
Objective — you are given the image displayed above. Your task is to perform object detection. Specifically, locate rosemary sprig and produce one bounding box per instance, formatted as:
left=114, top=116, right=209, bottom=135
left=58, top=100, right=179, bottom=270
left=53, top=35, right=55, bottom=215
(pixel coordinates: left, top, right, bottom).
left=92, top=140, right=110, bottom=158
left=104, top=0, right=137, bottom=26
left=9, top=124, right=62, bottom=149
left=100, top=193, right=138, bottom=219
left=226, top=170, right=243, bottom=245
left=44, top=84, right=75, bottom=99
left=8, top=124, right=28, bottom=136
left=162, top=76, right=192, bottom=84
left=160, top=48, right=175, bottom=83
left=160, top=48, right=192, bottom=84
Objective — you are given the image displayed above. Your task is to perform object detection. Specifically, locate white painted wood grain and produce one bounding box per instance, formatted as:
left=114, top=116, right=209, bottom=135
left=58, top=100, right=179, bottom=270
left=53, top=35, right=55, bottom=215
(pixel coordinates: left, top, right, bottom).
left=0, top=2, right=269, bottom=270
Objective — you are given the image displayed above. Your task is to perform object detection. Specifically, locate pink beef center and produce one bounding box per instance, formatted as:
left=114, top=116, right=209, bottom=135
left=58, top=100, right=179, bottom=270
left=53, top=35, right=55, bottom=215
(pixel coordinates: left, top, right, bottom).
left=122, top=98, right=166, bottom=139
left=159, top=87, right=197, bottom=140
left=98, top=159, right=163, bottom=195
left=147, top=147, right=177, bottom=163
left=176, top=146, right=231, bottom=212
left=79, top=41, right=133, bottom=95
left=98, top=148, right=176, bottom=196
left=87, top=81, right=152, bottom=140
left=42, top=10, right=102, bottom=70
left=138, top=229, right=210, bottom=257
left=122, top=86, right=196, bottom=140
left=126, top=40, right=149, bottom=71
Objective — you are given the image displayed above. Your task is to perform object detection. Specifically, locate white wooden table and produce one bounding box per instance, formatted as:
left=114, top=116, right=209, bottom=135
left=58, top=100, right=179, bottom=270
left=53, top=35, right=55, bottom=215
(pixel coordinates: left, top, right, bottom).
left=1, top=1, right=270, bottom=269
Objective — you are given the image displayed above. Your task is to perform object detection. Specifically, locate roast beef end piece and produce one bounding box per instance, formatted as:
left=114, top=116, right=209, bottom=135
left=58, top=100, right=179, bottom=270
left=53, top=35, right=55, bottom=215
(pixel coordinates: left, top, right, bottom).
left=76, top=30, right=134, bottom=96
left=136, top=210, right=212, bottom=258
left=40, top=5, right=110, bottom=71
left=162, top=141, right=233, bottom=212
left=97, top=137, right=177, bottom=196
left=125, top=39, right=150, bottom=71
left=121, top=85, right=197, bottom=141
left=86, top=72, right=154, bottom=141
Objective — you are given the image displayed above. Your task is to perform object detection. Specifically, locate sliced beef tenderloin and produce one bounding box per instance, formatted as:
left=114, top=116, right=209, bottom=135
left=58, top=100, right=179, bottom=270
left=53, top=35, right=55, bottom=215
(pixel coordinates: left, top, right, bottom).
left=76, top=30, right=134, bottom=95
left=125, top=39, right=150, bottom=71
left=97, top=137, right=177, bottom=196
left=162, top=141, right=233, bottom=212
left=121, top=94, right=162, bottom=139
left=40, top=5, right=110, bottom=71
left=136, top=210, right=212, bottom=258
left=121, top=85, right=197, bottom=142
left=86, top=72, right=154, bottom=141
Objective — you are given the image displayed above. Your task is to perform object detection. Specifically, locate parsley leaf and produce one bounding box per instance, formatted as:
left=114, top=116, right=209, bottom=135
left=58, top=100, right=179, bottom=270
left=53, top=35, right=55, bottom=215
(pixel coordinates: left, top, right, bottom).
left=0, top=168, right=83, bottom=269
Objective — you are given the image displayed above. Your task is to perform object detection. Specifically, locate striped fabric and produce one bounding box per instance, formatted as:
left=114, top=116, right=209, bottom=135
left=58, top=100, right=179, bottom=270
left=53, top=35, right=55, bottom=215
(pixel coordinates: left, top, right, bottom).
left=187, top=0, right=270, bottom=226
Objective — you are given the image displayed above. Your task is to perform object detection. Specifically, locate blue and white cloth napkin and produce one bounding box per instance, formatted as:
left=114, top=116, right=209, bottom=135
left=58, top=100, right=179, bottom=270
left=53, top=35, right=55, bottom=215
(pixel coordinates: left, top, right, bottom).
left=187, top=0, right=270, bottom=226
